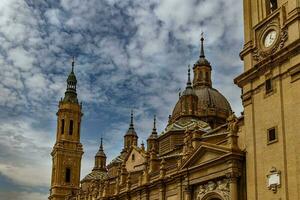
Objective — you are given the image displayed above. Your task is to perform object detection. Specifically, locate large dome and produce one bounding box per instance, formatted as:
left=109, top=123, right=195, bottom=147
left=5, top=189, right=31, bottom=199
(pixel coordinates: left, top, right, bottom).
left=194, top=87, right=232, bottom=115
left=170, top=87, right=232, bottom=127
left=170, top=36, right=232, bottom=128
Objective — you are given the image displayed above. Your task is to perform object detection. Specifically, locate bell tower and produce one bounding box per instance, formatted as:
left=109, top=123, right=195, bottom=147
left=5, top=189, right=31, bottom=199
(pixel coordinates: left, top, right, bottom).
left=49, top=59, right=84, bottom=200
left=235, top=0, right=300, bottom=199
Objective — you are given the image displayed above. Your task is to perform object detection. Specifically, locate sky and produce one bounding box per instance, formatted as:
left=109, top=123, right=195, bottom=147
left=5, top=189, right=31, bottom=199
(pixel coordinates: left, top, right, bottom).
left=0, top=0, right=244, bottom=199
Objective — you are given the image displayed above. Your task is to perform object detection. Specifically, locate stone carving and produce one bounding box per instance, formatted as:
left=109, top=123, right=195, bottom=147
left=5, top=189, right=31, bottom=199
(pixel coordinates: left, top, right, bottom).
left=267, top=167, right=281, bottom=193
left=279, top=28, right=288, bottom=49
left=227, top=113, right=239, bottom=135
left=196, top=179, right=230, bottom=200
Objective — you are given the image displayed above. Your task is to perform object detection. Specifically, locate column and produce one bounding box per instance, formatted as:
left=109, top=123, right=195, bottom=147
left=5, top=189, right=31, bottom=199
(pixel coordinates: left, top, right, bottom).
left=227, top=173, right=238, bottom=200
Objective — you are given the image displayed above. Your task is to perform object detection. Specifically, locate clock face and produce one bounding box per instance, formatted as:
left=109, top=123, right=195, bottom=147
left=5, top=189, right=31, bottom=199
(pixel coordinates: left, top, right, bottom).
left=264, top=30, right=277, bottom=48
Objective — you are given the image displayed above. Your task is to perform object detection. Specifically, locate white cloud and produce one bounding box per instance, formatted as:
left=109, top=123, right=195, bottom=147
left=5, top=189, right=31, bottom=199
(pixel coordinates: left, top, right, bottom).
left=0, top=119, right=52, bottom=187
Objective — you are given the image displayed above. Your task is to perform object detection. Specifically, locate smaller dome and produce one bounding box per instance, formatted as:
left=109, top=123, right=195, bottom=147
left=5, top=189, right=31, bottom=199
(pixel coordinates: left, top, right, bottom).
left=81, top=170, right=108, bottom=183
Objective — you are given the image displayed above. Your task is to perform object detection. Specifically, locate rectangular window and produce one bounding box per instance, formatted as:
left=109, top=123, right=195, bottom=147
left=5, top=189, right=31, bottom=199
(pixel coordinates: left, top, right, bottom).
left=65, top=168, right=71, bottom=183
left=268, top=127, right=278, bottom=144
left=265, top=78, right=273, bottom=93
left=69, top=120, right=73, bottom=135
left=61, top=119, right=65, bottom=134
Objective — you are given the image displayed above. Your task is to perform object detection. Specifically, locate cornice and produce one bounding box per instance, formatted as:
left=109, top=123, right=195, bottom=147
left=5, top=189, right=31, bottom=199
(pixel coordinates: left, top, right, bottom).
left=234, top=39, right=300, bottom=87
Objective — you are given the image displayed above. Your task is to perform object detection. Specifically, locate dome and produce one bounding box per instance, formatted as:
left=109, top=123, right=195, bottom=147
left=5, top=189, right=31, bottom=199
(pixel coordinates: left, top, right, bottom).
left=171, top=87, right=231, bottom=128
left=194, top=87, right=232, bottom=114
left=170, top=35, right=232, bottom=128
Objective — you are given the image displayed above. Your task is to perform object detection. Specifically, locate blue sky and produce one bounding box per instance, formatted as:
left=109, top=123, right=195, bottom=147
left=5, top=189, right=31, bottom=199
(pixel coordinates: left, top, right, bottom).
left=0, top=0, right=244, bottom=199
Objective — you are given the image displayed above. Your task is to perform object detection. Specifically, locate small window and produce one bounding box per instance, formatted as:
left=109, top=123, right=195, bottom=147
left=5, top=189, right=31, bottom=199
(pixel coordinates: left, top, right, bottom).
left=205, top=72, right=209, bottom=81
left=267, top=0, right=278, bottom=14
left=267, top=127, right=277, bottom=144
left=270, top=0, right=278, bottom=12
left=65, top=168, right=71, bottom=183
left=132, top=154, right=135, bottom=161
left=265, top=78, right=273, bottom=93
left=61, top=119, right=65, bottom=134
left=69, top=120, right=73, bottom=135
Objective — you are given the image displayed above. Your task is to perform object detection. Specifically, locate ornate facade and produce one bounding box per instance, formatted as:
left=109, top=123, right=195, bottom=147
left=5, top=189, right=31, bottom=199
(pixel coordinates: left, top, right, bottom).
left=49, top=0, right=300, bottom=199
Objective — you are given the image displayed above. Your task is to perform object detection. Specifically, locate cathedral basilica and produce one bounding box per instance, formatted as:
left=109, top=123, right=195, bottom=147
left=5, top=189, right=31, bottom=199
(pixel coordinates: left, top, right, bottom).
left=49, top=0, right=300, bottom=199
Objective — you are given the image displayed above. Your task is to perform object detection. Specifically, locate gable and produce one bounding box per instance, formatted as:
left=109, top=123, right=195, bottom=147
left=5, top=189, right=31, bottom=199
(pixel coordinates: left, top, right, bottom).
left=180, top=143, right=230, bottom=169
left=125, top=148, right=145, bottom=172
left=193, top=150, right=224, bottom=166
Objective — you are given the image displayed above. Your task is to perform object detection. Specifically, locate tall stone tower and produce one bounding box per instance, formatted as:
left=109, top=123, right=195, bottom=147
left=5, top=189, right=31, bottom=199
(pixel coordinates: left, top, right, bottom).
left=236, top=0, right=300, bottom=199
left=49, top=59, right=84, bottom=200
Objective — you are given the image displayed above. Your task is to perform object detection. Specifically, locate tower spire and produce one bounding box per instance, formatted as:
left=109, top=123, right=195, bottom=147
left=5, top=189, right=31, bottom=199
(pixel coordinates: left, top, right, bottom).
left=100, top=137, right=103, bottom=151
left=72, top=56, right=75, bottom=72
left=200, top=32, right=205, bottom=58
left=186, top=65, right=192, bottom=89
left=130, top=109, right=134, bottom=129
left=152, top=115, right=157, bottom=133
left=193, top=33, right=212, bottom=88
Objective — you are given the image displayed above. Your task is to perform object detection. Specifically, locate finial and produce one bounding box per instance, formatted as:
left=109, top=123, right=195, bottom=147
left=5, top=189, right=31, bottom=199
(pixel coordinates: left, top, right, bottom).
left=153, top=115, right=157, bottom=132
left=186, top=65, right=192, bottom=88
left=200, top=33, right=205, bottom=58
left=130, top=109, right=134, bottom=128
left=71, top=56, right=75, bottom=72
left=100, top=137, right=103, bottom=150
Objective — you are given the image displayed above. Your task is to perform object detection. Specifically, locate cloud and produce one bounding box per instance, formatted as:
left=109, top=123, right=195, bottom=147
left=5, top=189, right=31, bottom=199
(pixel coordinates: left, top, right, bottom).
left=0, top=119, right=52, bottom=187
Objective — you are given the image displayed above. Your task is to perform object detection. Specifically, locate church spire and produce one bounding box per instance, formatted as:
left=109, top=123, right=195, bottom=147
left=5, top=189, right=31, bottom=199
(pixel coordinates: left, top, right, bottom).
left=63, top=57, right=78, bottom=103
left=129, top=110, right=134, bottom=130
left=152, top=115, right=157, bottom=134
left=100, top=137, right=103, bottom=151
left=124, top=110, right=138, bottom=151
left=193, top=34, right=212, bottom=88
left=186, top=65, right=192, bottom=89
left=182, top=65, right=195, bottom=96
left=93, top=137, right=107, bottom=172
left=147, top=115, right=158, bottom=152
left=200, top=33, right=205, bottom=58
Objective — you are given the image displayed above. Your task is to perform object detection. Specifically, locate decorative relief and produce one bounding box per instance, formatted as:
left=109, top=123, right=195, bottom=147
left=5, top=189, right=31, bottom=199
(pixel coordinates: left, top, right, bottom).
left=266, top=167, right=281, bottom=193
left=195, top=179, right=230, bottom=200
left=279, top=28, right=288, bottom=49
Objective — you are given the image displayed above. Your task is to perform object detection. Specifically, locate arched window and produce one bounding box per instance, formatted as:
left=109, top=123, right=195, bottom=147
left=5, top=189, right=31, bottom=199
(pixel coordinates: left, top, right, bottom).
left=132, top=154, right=135, bottom=161
left=69, top=120, right=73, bottom=135
left=61, top=119, right=65, bottom=134
left=65, top=168, right=71, bottom=183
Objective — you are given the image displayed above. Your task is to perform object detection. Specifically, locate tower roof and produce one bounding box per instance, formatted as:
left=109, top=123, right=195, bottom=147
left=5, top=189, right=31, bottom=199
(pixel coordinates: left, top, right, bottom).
left=95, top=138, right=106, bottom=158
left=125, top=110, right=137, bottom=136
left=148, top=115, right=158, bottom=140
left=194, top=34, right=211, bottom=68
left=182, top=65, right=196, bottom=96
left=63, top=57, right=78, bottom=103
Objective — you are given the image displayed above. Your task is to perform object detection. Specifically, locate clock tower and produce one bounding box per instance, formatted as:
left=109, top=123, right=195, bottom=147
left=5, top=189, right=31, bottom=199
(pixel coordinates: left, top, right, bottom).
left=235, top=0, right=300, bottom=199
